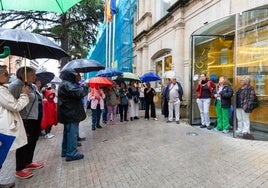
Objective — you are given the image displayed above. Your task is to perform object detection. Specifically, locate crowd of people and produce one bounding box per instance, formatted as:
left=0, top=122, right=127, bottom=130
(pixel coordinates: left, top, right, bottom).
left=0, top=65, right=258, bottom=187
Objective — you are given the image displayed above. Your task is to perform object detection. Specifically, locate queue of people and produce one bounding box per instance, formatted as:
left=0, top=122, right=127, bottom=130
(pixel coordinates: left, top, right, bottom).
left=0, top=65, right=259, bottom=188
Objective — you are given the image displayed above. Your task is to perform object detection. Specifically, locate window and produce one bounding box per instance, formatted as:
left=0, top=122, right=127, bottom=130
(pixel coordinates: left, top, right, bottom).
left=155, top=0, right=176, bottom=21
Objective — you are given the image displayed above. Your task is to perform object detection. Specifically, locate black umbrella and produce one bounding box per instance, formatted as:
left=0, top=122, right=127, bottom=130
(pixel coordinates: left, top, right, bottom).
left=36, top=71, right=55, bottom=86
left=0, top=28, right=69, bottom=60
left=61, top=59, right=105, bottom=73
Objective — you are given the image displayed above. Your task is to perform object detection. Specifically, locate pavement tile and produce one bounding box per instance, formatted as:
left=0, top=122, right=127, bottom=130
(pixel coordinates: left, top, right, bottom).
left=0, top=109, right=267, bottom=187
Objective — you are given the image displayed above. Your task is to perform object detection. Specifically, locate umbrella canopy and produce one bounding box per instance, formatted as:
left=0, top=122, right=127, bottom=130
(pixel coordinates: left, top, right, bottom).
left=50, top=76, right=62, bottom=84
left=96, top=67, right=122, bottom=77
left=0, top=0, right=82, bottom=14
left=36, top=71, right=55, bottom=86
left=116, top=72, right=140, bottom=81
left=87, top=77, right=113, bottom=88
left=0, top=133, right=15, bottom=167
left=140, top=72, right=161, bottom=82
left=61, top=59, right=105, bottom=73
left=0, top=28, right=69, bottom=60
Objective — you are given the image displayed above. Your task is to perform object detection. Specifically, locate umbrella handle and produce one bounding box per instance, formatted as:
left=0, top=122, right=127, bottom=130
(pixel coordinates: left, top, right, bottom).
left=0, top=46, right=10, bottom=58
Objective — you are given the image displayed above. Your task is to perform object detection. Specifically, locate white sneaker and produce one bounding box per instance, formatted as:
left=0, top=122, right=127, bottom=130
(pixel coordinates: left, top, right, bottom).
left=222, top=130, right=229, bottom=134
left=154, top=118, right=158, bottom=121
left=45, top=133, right=54, bottom=139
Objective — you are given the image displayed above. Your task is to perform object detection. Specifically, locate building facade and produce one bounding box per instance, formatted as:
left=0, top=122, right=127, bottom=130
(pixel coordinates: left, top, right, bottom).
left=133, top=0, right=268, bottom=140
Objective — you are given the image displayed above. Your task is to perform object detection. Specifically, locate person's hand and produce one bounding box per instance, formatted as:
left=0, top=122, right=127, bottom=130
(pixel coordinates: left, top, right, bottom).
left=22, top=85, right=31, bottom=95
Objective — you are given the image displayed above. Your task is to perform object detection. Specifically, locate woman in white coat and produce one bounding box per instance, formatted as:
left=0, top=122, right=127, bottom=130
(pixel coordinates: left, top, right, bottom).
left=0, top=65, right=30, bottom=187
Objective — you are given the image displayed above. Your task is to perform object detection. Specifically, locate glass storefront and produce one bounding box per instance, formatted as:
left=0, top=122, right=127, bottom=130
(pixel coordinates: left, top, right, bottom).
left=190, top=8, right=268, bottom=140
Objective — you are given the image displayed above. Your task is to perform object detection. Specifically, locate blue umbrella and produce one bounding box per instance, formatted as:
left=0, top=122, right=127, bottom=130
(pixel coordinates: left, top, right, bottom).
left=140, top=72, right=161, bottom=82
left=96, top=67, right=122, bottom=77
left=0, top=133, right=15, bottom=167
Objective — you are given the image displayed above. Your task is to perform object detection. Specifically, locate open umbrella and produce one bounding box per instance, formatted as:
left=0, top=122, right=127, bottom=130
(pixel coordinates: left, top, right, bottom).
left=0, top=0, right=82, bottom=14
left=36, top=71, right=55, bottom=86
left=87, top=77, right=113, bottom=88
left=116, top=72, right=140, bottom=81
left=140, top=72, right=161, bottom=82
left=61, top=59, right=105, bottom=73
left=0, top=133, right=15, bottom=167
left=50, top=76, right=62, bottom=84
left=96, top=67, right=122, bottom=77
left=0, top=28, right=69, bottom=60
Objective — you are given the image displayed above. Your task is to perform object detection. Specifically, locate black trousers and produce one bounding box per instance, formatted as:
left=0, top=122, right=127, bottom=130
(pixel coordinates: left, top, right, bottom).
left=119, top=104, right=128, bottom=121
left=16, top=119, right=40, bottom=171
left=145, top=101, right=156, bottom=119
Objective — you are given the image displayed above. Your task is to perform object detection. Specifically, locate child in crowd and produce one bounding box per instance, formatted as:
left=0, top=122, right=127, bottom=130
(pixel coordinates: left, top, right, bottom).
left=41, top=89, right=58, bottom=139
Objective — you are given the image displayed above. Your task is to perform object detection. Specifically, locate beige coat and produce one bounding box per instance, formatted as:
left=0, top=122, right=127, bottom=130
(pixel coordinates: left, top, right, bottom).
left=0, top=85, right=29, bottom=150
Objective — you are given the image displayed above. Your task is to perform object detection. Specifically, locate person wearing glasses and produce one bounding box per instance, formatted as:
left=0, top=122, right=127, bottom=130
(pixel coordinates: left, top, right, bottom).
left=0, top=65, right=30, bottom=186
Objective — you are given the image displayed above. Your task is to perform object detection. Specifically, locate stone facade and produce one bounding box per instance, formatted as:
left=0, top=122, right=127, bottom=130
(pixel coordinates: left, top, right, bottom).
left=133, top=0, right=268, bottom=104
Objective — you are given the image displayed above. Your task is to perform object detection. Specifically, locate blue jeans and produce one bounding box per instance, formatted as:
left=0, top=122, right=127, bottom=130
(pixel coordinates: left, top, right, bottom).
left=92, top=105, right=102, bottom=128
left=102, top=104, right=107, bottom=122
left=61, top=122, right=79, bottom=158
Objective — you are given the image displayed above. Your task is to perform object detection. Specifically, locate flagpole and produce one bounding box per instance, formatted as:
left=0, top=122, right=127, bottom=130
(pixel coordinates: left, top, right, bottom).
left=108, top=21, right=112, bottom=68
left=105, top=22, right=109, bottom=68
left=112, top=14, right=116, bottom=68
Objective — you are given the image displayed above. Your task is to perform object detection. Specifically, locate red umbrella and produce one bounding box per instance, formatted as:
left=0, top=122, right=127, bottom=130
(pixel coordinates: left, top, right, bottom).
left=87, top=77, right=113, bottom=88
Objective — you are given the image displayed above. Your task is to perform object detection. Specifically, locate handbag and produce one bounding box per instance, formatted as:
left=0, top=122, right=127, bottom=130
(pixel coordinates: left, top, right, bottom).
left=133, top=95, right=139, bottom=103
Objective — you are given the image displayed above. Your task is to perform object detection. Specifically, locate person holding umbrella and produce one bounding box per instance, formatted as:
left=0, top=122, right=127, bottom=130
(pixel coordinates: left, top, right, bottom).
left=144, top=82, right=157, bottom=121
left=88, top=85, right=106, bottom=130
left=58, top=69, right=89, bottom=161
left=9, top=67, right=44, bottom=179
left=0, top=65, right=30, bottom=187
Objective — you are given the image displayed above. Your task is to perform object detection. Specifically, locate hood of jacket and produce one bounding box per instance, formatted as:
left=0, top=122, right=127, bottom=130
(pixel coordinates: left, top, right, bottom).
left=59, top=68, right=77, bottom=83
left=44, top=89, right=55, bottom=102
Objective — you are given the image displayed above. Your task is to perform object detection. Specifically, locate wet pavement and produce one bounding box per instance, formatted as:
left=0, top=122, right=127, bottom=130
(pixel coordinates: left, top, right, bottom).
left=1, top=109, right=267, bottom=188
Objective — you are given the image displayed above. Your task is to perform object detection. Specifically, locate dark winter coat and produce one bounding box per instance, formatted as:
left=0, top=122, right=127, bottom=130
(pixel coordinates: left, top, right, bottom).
left=214, top=84, right=233, bottom=108
left=57, top=68, right=89, bottom=123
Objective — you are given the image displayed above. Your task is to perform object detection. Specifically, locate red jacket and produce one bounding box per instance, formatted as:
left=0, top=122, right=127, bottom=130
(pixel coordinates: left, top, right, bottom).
left=196, top=80, right=215, bottom=98
left=41, top=89, right=58, bottom=130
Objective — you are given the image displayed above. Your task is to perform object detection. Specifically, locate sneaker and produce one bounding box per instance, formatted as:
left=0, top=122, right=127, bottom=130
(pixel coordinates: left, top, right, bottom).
left=0, top=182, right=15, bottom=188
left=154, top=118, right=158, bottom=121
left=145, top=118, right=149, bottom=120
left=166, top=120, right=172, bottom=123
left=222, top=129, right=229, bottom=134
left=45, top=133, right=54, bottom=139
left=66, top=153, right=84, bottom=162
left=15, top=169, right=33, bottom=179
left=26, top=162, right=44, bottom=170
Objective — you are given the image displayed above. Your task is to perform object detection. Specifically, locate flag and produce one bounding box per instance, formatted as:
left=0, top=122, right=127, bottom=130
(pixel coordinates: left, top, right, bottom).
left=104, top=0, right=116, bottom=23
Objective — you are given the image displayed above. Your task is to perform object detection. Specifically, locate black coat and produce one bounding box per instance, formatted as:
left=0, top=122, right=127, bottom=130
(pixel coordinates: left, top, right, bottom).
left=214, top=84, right=233, bottom=108
left=57, top=68, right=89, bottom=123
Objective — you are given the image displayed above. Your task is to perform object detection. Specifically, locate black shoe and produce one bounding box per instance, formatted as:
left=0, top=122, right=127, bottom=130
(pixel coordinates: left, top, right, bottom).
left=207, top=126, right=214, bottom=130
left=200, top=125, right=207, bottom=128
left=66, top=153, right=84, bottom=162
left=120, top=119, right=123, bottom=122
left=77, top=142, right=82, bottom=147
left=134, top=116, right=139, bottom=119
left=92, top=127, right=96, bottom=131
left=130, top=117, right=133, bottom=121
left=77, top=137, right=86, bottom=141
left=0, top=182, right=15, bottom=188
left=124, top=119, right=129, bottom=122
left=96, top=125, right=102, bottom=128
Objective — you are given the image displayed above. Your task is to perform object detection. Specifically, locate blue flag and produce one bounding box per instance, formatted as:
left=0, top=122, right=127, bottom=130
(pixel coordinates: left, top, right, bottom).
left=0, top=133, right=15, bottom=168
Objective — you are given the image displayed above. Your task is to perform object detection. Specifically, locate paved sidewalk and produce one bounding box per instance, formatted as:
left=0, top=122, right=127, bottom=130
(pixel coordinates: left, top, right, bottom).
left=1, top=110, right=268, bottom=188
